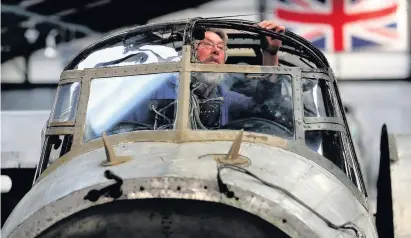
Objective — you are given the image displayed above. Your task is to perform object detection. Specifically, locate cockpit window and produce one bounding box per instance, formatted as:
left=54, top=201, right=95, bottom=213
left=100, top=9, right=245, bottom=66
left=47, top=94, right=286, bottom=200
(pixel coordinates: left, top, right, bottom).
left=50, top=82, right=80, bottom=123
left=83, top=73, right=179, bottom=142
left=189, top=72, right=294, bottom=139
left=305, top=130, right=346, bottom=172
left=302, top=77, right=337, bottom=117
left=190, top=27, right=266, bottom=66
left=76, top=44, right=182, bottom=70
left=72, top=27, right=185, bottom=70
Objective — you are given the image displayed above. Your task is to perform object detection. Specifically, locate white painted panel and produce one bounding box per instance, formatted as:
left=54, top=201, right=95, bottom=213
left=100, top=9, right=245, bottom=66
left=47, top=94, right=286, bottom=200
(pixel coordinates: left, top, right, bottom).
left=1, top=110, right=50, bottom=168
left=325, top=52, right=410, bottom=79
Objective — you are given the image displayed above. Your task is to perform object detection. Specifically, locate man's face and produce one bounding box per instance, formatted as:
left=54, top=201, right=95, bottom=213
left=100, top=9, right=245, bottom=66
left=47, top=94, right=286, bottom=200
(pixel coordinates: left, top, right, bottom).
left=196, top=31, right=226, bottom=65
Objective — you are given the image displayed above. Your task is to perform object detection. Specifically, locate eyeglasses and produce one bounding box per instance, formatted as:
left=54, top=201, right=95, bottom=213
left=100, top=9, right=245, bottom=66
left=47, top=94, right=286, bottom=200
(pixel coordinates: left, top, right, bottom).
left=199, top=40, right=227, bottom=51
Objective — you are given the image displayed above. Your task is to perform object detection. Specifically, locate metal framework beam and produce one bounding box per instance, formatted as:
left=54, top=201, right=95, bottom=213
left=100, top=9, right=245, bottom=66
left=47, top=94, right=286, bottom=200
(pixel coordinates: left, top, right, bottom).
left=2, top=4, right=99, bottom=35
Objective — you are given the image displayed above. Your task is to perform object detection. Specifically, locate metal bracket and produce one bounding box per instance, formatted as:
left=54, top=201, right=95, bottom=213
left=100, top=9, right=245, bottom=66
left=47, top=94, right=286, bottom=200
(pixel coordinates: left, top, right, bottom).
left=213, top=130, right=251, bottom=167
left=101, top=132, right=132, bottom=166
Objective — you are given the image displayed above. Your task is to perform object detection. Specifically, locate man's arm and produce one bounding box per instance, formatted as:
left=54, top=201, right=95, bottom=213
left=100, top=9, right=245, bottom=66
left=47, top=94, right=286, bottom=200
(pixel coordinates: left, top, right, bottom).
left=225, top=76, right=292, bottom=120
left=258, top=20, right=285, bottom=66
left=225, top=90, right=256, bottom=120
left=262, top=51, right=279, bottom=66
left=225, top=77, right=281, bottom=114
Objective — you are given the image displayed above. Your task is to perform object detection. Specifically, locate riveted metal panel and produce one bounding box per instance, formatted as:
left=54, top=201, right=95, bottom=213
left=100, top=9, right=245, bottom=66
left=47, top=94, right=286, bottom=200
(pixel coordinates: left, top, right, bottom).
left=36, top=130, right=287, bottom=182
left=85, top=62, right=181, bottom=79
left=189, top=63, right=300, bottom=74
left=303, top=123, right=345, bottom=132
left=45, top=127, right=75, bottom=135
left=302, top=68, right=330, bottom=74
left=72, top=75, right=91, bottom=149
left=59, top=78, right=81, bottom=84
left=285, top=140, right=367, bottom=208
left=8, top=178, right=315, bottom=238
left=174, top=45, right=191, bottom=131
left=292, top=70, right=304, bottom=142
left=303, top=117, right=344, bottom=125
left=3, top=142, right=374, bottom=238
left=301, top=71, right=332, bottom=81
left=60, top=70, right=84, bottom=80
left=48, top=121, right=75, bottom=127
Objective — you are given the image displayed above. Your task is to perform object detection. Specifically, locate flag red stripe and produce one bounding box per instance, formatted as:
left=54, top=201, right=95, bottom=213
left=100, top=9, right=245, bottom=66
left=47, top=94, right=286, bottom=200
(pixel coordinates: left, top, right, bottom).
left=276, top=0, right=398, bottom=52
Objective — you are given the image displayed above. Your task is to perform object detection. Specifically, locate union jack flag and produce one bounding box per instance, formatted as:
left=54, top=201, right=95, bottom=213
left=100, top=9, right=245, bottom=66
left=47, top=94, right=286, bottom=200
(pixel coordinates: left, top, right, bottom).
left=273, top=0, right=403, bottom=52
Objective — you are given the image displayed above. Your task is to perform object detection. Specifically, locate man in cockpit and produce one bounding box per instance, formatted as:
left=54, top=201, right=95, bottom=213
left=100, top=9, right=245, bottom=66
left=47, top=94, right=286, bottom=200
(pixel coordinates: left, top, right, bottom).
left=188, top=20, right=292, bottom=130
left=131, top=20, right=292, bottom=133
left=195, top=20, right=285, bottom=66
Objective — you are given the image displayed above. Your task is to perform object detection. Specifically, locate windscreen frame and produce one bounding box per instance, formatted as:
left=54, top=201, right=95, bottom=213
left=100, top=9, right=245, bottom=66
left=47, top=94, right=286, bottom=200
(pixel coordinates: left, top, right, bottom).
left=40, top=19, right=366, bottom=203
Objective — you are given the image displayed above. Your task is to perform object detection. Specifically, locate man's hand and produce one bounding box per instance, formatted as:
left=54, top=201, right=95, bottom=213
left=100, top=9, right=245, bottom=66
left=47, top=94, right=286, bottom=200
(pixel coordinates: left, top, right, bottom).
left=258, top=20, right=286, bottom=55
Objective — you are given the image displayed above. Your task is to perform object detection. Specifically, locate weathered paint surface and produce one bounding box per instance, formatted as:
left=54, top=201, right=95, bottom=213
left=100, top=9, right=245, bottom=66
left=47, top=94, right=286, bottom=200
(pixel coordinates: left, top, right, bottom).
left=2, top=141, right=376, bottom=238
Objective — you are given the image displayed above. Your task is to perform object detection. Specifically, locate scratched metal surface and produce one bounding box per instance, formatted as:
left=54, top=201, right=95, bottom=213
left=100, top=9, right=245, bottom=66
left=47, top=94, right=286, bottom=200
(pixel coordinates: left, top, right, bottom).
left=390, top=134, right=411, bottom=238
left=2, top=141, right=377, bottom=238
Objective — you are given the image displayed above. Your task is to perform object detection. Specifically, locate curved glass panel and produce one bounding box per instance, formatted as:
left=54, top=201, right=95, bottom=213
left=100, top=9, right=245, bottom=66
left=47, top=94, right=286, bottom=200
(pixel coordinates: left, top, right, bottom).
left=74, top=27, right=185, bottom=70
left=341, top=129, right=366, bottom=193
left=50, top=82, right=80, bottom=123
left=332, top=81, right=344, bottom=119
left=188, top=25, right=321, bottom=68
left=302, top=77, right=336, bottom=117
left=189, top=72, right=294, bottom=139
left=83, top=73, right=179, bottom=142
left=190, top=27, right=265, bottom=66
left=33, top=134, right=73, bottom=183
left=305, top=129, right=366, bottom=191
left=305, top=130, right=347, bottom=172
left=77, top=44, right=182, bottom=70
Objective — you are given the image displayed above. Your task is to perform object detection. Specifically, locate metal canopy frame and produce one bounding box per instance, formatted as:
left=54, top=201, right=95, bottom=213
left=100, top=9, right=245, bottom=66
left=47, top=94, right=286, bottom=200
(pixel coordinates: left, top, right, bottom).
left=35, top=18, right=367, bottom=206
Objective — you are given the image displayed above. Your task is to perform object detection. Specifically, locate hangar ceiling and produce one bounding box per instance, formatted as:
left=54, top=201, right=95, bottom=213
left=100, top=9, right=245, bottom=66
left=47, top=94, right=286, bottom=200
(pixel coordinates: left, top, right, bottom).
left=1, top=0, right=213, bottom=63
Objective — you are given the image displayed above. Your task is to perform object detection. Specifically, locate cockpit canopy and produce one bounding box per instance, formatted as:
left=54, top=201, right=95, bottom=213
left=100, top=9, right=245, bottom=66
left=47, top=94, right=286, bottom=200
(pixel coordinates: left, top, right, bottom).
left=38, top=18, right=365, bottom=196
left=65, top=19, right=330, bottom=70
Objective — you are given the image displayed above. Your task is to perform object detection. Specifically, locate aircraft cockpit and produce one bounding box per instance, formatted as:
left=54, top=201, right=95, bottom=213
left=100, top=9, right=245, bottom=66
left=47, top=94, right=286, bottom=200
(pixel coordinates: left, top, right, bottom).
left=0, top=17, right=385, bottom=238
left=37, top=18, right=366, bottom=202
